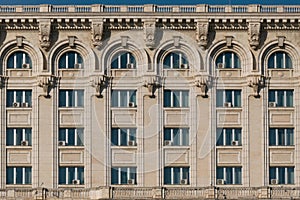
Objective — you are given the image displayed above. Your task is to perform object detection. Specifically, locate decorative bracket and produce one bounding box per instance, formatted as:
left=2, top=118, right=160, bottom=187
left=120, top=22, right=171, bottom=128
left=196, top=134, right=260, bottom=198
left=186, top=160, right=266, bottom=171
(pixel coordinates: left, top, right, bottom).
left=39, top=19, right=51, bottom=50
left=121, top=36, right=129, bottom=48
left=38, top=75, right=56, bottom=97
left=68, top=36, right=76, bottom=47
left=277, top=36, right=285, bottom=47
left=225, top=36, right=233, bottom=47
left=247, top=75, right=266, bottom=97
left=143, top=19, right=156, bottom=48
left=0, top=75, right=7, bottom=88
left=248, top=20, right=261, bottom=50
left=91, top=19, right=104, bottom=48
left=194, top=75, right=210, bottom=98
left=143, top=75, right=161, bottom=98
left=90, top=75, right=109, bottom=98
left=16, top=36, right=24, bottom=47
left=196, top=19, right=209, bottom=50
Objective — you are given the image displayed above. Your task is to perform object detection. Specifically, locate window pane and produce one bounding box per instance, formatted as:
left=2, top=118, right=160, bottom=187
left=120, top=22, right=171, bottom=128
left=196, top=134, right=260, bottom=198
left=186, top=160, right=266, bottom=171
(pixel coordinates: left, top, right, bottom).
left=225, top=129, right=232, bottom=145
left=111, top=168, right=118, bottom=184
left=164, top=90, right=171, bottom=107
left=120, top=168, right=127, bottom=184
left=129, top=90, right=136, bottom=105
left=7, top=54, right=14, bottom=68
left=129, top=167, right=136, bottom=181
left=286, top=90, right=293, bottom=107
left=25, top=91, right=32, bottom=106
left=173, top=91, right=180, bottom=107
left=286, top=129, right=294, bottom=146
left=234, top=91, right=241, bottom=107
left=269, top=167, right=276, bottom=184
left=68, top=129, right=75, bottom=146
left=163, top=53, right=171, bottom=69
left=287, top=167, right=294, bottom=184
left=120, top=91, right=127, bottom=107
left=277, top=129, right=284, bottom=146
left=278, top=167, right=285, bottom=184
left=25, top=129, right=32, bottom=146
left=268, top=54, right=275, bottom=68
left=225, top=90, right=232, bottom=104
left=59, top=91, right=66, bottom=107
left=164, top=167, right=171, bottom=184
left=7, top=91, right=14, bottom=107
left=120, top=129, right=127, bottom=146
left=286, top=54, right=292, bottom=69
left=182, top=167, right=189, bottom=180
left=68, top=52, right=75, bottom=68
left=59, top=129, right=66, bottom=141
left=16, top=91, right=22, bottom=103
left=25, top=167, right=31, bottom=184
left=268, top=91, right=275, bottom=103
left=226, top=167, right=233, bottom=184
left=16, top=167, right=22, bottom=184
left=111, top=91, right=118, bottom=107
left=182, top=91, right=189, bottom=107
left=111, top=56, right=119, bottom=69
left=173, top=129, right=180, bottom=146
left=68, top=167, right=75, bottom=184
left=173, top=53, right=180, bottom=68
left=6, top=129, right=14, bottom=146
left=16, top=129, right=22, bottom=145
left=277, top=90, right=284, bottom=107
left=164, top=129, right=171, bottom=141
left=225, top=52, right=232, bottom=68
left=111, top=129, right=119, bottom=146
left=216, top=167, right=224, bottom=180
left=120, top=53, right=127, bottom=68
left=77, top=90, right=84, bottom=107
left=235, top=129, right=242, bottom=144
left=182, top=129, right=189, bottom=146
left=173, top=167, right=180, bottom=184
left=234, top=53, right=240, bottom=68
left=77, top=129, right=84, bottom=146
left=216, top=129, right=223, bottom=146
left=6, top=167, right=14, bottom=184
left=59, top=54, right=66, bottom=69
left=59, top=167, right=66, bottom=184
left=216, top=90, right=223, bottom=107
left=235, top=167, right=242, bottom=184
left=16, top=53, right=22, bottom=69
left=68, top=90, right=74, bottom=107
left=269, top=129, right=276, bottom=146
left=276, top=52, right=284, bottom=69
left=77, top=167, right=84, bottom=184
left=129, top=128, right=136, bottom=141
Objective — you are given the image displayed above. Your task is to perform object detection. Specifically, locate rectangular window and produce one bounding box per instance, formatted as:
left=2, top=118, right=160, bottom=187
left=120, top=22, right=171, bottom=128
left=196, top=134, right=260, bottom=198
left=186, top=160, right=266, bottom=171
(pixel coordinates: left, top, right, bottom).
left=216, top=128, right=242, bottom=146
left=111, top=167, right=137, bottom=184
left=216, top=90, right=241, bottom=107
left=59, top=90, right=84, bottom=107
left=111, top=128, right=136, bottom=146
left=269, top=167, right=294, bottom=184
left=59, top=128, right=84, bottom=146
left=269, top=90, right=293, bottom=107
left=164, top=128, right=189, bottom=146
left=6, top=167, right=31, bottom=184
left=164, top=90, right=189, bottom=108
left=216, top=167, right=242, bottom=185
left=59, top=167, right=84, bottom=185
left=164, top=167, right=189, bottom=185
left=269, top=128, right=293, bottom=146
left=6, top=128, right=32, bottom=146
left=6, top=90, right=32, bottom=107
left=111, top=90, right=137, bottom=108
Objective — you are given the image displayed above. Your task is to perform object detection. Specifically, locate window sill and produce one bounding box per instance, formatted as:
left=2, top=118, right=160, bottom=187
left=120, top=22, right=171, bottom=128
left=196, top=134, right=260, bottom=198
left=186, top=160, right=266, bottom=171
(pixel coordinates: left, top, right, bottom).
left=268, top=107, right=294, bottom=110
left=111, top=107, right=137, bottom=110
left=163, top=184, right=191, bottom=187
left=6, top=146, right=32, bottom=149
left=58, top=184, right=85, bottom=188
left=58, top=146, right=84, bottom=149
left=163, top=146, right=190, bottom=150
left=110, top=184, right=137, bottom=186
left=6, top=184, right=32, bottom=188
left=163, top=107, right=190, bottom=110
left=269, top=146, right=295, bottom=150
left=58, top=107, right=84, bottom=110
left=216, top=146, right=242, bottom=149
left=6, top=107, right=32, bottom=110
left=216, top=107, right=242, bottom=110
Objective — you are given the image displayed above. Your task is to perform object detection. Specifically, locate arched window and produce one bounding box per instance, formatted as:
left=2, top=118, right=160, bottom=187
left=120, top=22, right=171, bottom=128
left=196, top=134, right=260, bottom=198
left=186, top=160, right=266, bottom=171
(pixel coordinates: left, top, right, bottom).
left=268, top=51, right=292, bottom=69
left=216, top=51, right=240, bottom=69
left=111, top=52, right=136, bottom=69
left=163, top=52, right=188, bottom=69
left=58, top=51, right=83, bottom=69
left=7, top=51, right=32, bottom=69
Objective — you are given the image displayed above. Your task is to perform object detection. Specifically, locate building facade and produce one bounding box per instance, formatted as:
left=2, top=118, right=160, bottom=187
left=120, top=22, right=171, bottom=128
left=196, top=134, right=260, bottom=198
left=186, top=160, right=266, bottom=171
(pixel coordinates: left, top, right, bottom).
left=0, top=4, right=300, bottom=199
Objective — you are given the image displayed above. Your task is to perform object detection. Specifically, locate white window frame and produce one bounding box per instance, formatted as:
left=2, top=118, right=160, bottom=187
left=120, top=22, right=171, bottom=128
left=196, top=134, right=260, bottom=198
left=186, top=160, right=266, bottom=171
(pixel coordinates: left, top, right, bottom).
left=268, top=52, right=291, bottom=69
left=112, top=90, right=136, bottom=107
left=216, top=52, right=240, bottom=69
left=269, top=128, right=293, bottom=146
left=163, top=52, right=188, bottom=69
left=60, top=167, right=82, bottom=184
left=164, top=167, right=190, bottom=185
left=60, top=90, right=84, bottom=108
left=164, top=128, right=189, bottom=146
left=12, top=128, right=29, bottom=146
left=112, top=128, right=136, bottom=146
left=112, top=167, right=136, bottom=184
left=59, top=128, right=83, bottom=146
left=217, top=128, right=241, bottom=146
left=269, top=90, right=292, bottom=107
left=218, top=167, right=241, bottom=185
left=164, top=90, right=189, bottom=108
left=271, top=167, right=294, bottom=184
left=8, top=167, right=31, bottom=185
left=59, top=52, right=83, bottom=69
left=112, top=52, right=136, bottom=69
left=7, top=51, right=31, bottom=69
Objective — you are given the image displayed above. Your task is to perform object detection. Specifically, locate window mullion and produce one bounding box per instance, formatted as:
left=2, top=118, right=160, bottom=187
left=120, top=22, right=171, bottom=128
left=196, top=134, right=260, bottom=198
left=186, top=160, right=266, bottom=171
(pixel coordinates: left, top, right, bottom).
left=14, top=167, right=16, bottom=184
left=14, top=129, right=17, bottom=146
left=66, top=167, right=69, bottom=184
left=66, top=54, right=69, bottom=69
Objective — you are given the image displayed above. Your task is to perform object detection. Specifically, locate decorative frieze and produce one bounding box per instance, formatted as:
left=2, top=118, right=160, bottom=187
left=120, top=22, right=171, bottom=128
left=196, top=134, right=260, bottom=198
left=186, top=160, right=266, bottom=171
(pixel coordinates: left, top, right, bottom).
left=248, top=20, right=261, bottom=50
left=196, top=19, right=209, bottom=49
left=91, top=19, right=104, bottom=48
left=143, top=19, right=156, bottom=48
left=39, top=19, right=51, bottom=50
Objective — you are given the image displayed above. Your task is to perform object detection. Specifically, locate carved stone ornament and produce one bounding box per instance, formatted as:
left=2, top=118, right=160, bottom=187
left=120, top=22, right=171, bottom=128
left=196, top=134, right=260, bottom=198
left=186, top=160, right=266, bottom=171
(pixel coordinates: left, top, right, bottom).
left=247, top=75, right=265, bottom=97
left=39, top=19, right=51, bottom=50
left=248, top=20, right=261, bottom=50
left=90, top=75, right=109, bottom=97
left=143, top=19, right=156, bottom=48
left=194, top=75, right=210, bottom=97
left=143, top=75, right=161, bottom=98
left=0, top=75, right=7, bottom=88
left=37, top=75, right=56, bottom=97
left=196, top=19, right=209, bottom=49
left=91, top=19, right=104, bottom=48
left=16, top=36, right=23, bottom=47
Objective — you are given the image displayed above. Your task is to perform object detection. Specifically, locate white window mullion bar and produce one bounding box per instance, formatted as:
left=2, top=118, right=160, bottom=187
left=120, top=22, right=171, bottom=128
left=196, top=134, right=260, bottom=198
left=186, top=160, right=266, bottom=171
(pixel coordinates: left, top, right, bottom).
left=231, top=53, right=234, bottom=68
left=275, top=129, right=278, bottom=146
left=14, top=168, right=17, bottom=184
left=222, top=54, right=225, bottom=65
left=276, top=167, right=279, bottom=181
left=274, top=54, right=277, bottom=69
left=223, top=129, right=226, bottom=145
left=66, top=91, right=69, bottom=107
left=22, top=167, right=25, bottom=184
left=232, top=91, right=235, bottom=107
left=283, top=91, right=287, bottom=107
left=118, top=129, right=121, bottom=146
left=66, top=54, right=69, bottom=69
left=127, top=91, right=130, bottom=106
left=75, top=167, right=78, bottom=180
left=118, top=54, right=121, bottom=69
left=22, top=91, right=25, bottom=103
left=170, top=54, right=173, bottom=69
left=180, top=168, right=183, bottom=180
left=284, top=129, right=287, bottom=146
left=232, top=167, right=235, bottom=184
left=74, top=129, right=78, bottom=146
left=127, top=129, right=130, bottom=145
left=118, top=168, right=121, bottom=184
left=66, top=129, right=69, bottom=144
left=14, top=129, right=17, bottom=146
left=285, top=167, right=288, bottom=184
left=283, top=53, right=286, bottom=69
left=22, top=129, right=25, bottom=141
left=66, top=168, right=69, bottom=184
left=127, top=168, right=130, bottom=181
left=171, top=168, right=174, bottom=184
left=171, top=129, right=174, bottom=143
left=179, top=129, right=182, bottom=146
left=74, top=91, right=78, bottom=107
left=223, top=91, right=226, bottom=105
left=127, top=53, right=130, bottom=64
left=233, top=129, right=235, bottom=141
left=179, top=91, right=182, bottom=107
left=118, top=91, right=121, bottom=107
left=22, top=53, right=26, bottom=64
left=14, top=54, right=17, bottom=68
left=75, top=53, right=78, bottom=65
left=179, top=53, right=182, bottom=66
left=223, top=168, right=226, bottom=181
left=170, top=91, right=174, bottom=107
left=275, top=91, right=278, bottom=104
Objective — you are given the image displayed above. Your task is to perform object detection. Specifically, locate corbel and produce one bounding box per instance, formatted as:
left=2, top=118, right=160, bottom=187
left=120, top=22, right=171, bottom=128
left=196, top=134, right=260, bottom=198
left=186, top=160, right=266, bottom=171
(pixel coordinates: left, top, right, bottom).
left=68, top=36, right=76, bottom=47
left=277, top=36, right=285, bottom=47
left=247, top=75, right=266, bottom=98
left=0, top=75, right=8, bottom=88
left=90, top=75, right=109, bottom=98
left=248, top=19, right=261, bottom=50
left=91, top=18, right=104, bottom=48
left=225, top=36, right=233, bottom=47
left=196, top=19, right=209, bottom=50
left=143, top=19, right=156, bottom=48
left=16, top=36, right=24, bottom=47
left=143, top=75, right=161, bottom=98
left=39, top=19, right=51, bottom=50
left=37, top=75, right=56, bottom=97
left=194, top=75, right=210, bottom=98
